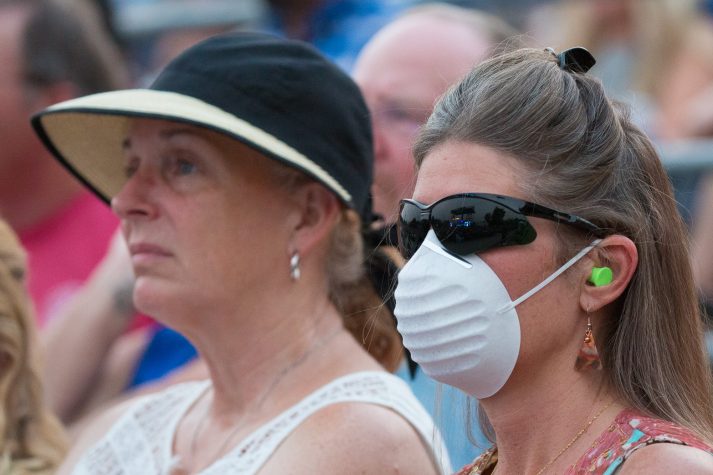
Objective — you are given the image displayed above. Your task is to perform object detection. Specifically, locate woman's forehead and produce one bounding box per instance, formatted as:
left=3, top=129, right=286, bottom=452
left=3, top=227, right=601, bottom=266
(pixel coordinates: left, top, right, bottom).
left=122, top=117, right=300, bottom=189
left=414, top=140, right=526, bottom=202
left=122, top=118, right=266, bottom=161
left=124, top=118, right=217, bottom=145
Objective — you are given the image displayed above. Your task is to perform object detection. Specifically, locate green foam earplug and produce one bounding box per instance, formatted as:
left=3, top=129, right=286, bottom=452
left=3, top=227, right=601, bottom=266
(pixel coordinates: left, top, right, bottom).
left=588, top=267, right=613, bottom=287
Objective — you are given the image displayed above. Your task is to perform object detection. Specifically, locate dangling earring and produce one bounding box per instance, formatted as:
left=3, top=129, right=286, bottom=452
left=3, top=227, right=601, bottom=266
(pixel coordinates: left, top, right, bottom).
left=290, top=252, right=301, bottom=281
left=575, top=313, right=602, bottom=371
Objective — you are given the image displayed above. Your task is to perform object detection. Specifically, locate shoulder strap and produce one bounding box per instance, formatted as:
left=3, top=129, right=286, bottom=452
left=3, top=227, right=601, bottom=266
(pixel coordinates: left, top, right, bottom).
left=208, top=371, right=450, bottom=474
left=597, top=412, right=713, bottom=475
left=73, top=380, right=210, bottom=475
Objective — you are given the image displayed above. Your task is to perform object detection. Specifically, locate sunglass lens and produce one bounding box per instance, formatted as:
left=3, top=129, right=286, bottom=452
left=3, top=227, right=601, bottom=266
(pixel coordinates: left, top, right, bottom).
left=398, top=202, right=430, bottom=259
left=431, top=197, right=537, bottom=256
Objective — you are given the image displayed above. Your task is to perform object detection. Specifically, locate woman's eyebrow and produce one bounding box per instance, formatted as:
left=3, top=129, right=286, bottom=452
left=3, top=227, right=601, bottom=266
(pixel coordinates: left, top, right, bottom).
left=158, top=127, right=204, bottom=140
left=122, top=127, right=206, bottom=151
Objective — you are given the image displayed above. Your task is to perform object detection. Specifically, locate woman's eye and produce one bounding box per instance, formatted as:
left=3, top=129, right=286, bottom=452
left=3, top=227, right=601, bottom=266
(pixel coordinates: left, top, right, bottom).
left=176, top=159, right=197, bottom=175
left=166, top=154, right=198, bottom=176
left=385, top=108, right=410, bottom=121
left=123, top=158, right=139, bottom=178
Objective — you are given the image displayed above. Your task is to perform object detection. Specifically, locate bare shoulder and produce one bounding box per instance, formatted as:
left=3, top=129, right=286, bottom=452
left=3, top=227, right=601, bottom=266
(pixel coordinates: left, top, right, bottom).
left=56, top=397, right=136, bottom=475
left=259, top=401, right=442, bottom=475
left=619, top=442, right=713, bottom=474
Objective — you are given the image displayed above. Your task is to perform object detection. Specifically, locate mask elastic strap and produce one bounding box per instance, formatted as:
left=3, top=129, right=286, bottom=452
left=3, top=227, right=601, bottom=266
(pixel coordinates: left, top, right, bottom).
left=499, top=239, right=602, bottom=313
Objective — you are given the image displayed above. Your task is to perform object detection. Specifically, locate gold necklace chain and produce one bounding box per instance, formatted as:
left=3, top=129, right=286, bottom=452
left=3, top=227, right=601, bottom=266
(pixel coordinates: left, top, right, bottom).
left=533, top=400, right=614, bottom=475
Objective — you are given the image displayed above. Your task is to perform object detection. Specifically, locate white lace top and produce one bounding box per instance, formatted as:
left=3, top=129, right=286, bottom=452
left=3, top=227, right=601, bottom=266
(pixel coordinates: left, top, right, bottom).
left=71, top=371, right=452, bottom=474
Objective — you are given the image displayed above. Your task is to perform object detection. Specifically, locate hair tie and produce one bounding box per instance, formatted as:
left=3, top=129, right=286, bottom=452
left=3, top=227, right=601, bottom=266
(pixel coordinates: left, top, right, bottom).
left=545, top=46, right=596, bottom=74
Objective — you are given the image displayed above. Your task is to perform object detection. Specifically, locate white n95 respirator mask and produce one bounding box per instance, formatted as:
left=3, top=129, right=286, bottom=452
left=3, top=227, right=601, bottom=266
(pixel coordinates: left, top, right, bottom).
left=394, top=230, right=598, bottom=399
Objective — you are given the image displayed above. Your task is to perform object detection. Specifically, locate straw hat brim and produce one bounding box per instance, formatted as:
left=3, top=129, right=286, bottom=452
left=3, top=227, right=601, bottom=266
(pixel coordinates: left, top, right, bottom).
left=32, top=89, right=353, bottom=204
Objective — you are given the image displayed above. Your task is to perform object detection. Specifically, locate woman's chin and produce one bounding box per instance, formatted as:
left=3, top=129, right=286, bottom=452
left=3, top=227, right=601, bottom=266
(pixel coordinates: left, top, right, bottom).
left=132, top=278, right=179, bottom=320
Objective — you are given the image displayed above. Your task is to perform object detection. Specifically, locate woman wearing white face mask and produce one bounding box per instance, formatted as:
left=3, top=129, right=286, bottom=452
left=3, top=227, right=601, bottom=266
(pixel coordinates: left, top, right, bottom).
left=394, top=47, right=713, bottom=474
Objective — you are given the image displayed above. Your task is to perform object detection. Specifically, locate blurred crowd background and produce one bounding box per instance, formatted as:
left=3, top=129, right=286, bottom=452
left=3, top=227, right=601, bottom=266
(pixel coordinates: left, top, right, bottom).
left=4, top=0, right=713, bottom=471
left=102, top=0, right=713, bottom=265
left=98, top=0, right=713, bottom=367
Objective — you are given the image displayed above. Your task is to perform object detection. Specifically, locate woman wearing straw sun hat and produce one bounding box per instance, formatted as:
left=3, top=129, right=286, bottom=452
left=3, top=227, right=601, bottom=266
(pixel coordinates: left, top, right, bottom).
left=32, top=32, right=450, bottom=475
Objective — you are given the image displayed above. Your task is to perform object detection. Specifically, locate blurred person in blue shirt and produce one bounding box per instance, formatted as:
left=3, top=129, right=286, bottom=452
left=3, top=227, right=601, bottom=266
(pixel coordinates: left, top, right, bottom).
left=262, top=0, right=414, bottom=70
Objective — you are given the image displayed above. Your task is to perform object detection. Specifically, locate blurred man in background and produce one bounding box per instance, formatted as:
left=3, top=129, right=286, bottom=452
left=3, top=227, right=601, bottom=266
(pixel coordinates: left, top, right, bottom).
left=354, top=2, right=517, bottom=223
left=353, top=3, right=519, bottom=467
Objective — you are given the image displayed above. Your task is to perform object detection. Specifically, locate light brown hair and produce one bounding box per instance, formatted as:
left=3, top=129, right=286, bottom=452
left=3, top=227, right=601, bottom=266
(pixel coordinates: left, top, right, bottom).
left=326, top=209, right=403, bottom=372
left=414, top=47, right=713, bottom=442
left=267, top=163, right=403, bottom=372
left=0, top=219, right=67, bottom=474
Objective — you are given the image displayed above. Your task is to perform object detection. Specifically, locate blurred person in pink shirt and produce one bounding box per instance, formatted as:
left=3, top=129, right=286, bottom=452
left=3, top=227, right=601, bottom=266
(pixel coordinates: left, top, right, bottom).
left=0, top=0, right=128, bottom=325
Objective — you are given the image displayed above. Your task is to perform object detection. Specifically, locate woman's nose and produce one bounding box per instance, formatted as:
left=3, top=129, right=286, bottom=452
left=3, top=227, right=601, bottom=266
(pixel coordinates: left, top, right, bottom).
left=111, top=168, right=157, bottom=220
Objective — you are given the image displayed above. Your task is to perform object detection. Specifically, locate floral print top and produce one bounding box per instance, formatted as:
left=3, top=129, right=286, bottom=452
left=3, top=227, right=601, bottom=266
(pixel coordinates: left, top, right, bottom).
left=456, top=408, right=712, bottom=475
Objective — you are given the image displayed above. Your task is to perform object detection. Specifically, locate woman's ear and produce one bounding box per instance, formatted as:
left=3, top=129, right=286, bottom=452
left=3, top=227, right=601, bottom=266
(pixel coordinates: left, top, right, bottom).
left=289, top=183, right=341, bottom=256
left=580, top=235, right=638, bottom=312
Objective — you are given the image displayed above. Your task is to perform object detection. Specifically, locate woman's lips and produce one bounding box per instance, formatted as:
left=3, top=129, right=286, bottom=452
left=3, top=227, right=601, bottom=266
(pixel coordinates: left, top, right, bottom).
left=128, top=242, right=172, bottom=267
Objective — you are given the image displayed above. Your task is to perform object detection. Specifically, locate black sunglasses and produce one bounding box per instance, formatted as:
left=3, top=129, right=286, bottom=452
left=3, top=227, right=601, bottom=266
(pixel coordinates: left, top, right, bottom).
left=398, top=193, right=604, bottom=259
